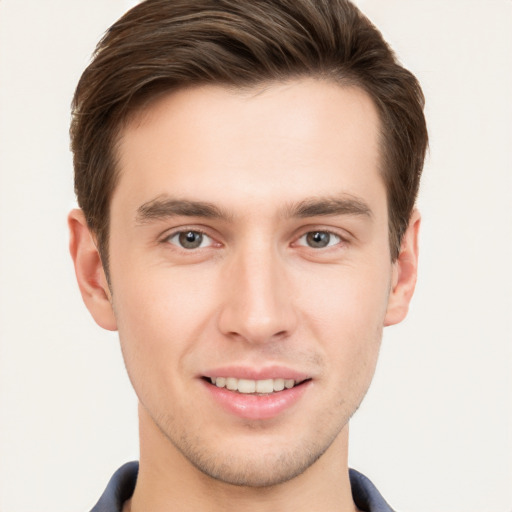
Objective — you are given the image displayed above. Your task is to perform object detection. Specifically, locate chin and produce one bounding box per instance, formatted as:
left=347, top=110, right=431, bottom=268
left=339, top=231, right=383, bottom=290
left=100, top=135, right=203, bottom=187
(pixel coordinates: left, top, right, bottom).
left=173, top=430, right=335, bottom=488
left=193, top=451, right=323, bottom=488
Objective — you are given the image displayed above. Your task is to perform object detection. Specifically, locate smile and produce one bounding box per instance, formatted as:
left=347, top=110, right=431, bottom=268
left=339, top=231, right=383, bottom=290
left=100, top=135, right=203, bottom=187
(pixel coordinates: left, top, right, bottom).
left=209, top=377, right=303, bottom=394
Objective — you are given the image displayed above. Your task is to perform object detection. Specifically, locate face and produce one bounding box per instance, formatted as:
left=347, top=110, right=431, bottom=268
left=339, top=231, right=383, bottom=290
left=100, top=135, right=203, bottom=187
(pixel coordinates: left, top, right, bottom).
left=72, top=79, right=417, bottom=487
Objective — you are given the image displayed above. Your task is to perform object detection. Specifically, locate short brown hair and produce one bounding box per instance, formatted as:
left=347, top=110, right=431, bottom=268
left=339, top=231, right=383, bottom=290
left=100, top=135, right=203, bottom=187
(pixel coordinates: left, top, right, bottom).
left=71, top=0, right=427, bottom=269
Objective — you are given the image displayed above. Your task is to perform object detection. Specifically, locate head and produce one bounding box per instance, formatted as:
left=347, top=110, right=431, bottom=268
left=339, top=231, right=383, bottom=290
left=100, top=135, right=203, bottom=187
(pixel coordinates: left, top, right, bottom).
left=70, top=0, right=427, bottom=276
left=69, top=0, right=427, bottom=492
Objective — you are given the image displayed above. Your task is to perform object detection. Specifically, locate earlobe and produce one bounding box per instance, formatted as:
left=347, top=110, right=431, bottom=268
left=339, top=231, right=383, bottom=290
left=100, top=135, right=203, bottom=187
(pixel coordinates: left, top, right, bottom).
left=68, top=209, right=117, bottom=331
left=384, top=210, right=421, bottom=327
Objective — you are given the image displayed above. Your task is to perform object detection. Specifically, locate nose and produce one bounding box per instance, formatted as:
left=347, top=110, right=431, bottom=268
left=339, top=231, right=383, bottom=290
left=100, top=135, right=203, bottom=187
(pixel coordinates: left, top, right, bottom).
left=217, top=242, right=298, bottom=344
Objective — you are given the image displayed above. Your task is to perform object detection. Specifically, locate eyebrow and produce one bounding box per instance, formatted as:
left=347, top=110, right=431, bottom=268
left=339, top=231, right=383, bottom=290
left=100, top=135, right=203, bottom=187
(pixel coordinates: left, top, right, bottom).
left=136, top=197, right=231, bottom=224
left=135, top=194, right=372, bottom=225
left=285, top=196, right=373, bottom=219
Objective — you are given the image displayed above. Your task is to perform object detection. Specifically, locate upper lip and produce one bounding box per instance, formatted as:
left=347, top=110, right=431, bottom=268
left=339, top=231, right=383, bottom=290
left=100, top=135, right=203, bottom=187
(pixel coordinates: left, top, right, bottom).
left=201, top=365, right=311, bottom=381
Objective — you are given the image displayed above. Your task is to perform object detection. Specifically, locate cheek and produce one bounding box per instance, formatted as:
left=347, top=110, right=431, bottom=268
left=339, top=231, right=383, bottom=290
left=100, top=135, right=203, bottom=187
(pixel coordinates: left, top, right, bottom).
left=114, top=259, right=229, bottom=350
left=299, top=258, right=392, bottom=328
left=111, top=268, right=213, bottom=380
left=114, top=255, right=215, bottom=323
left=296, top=261, right=390, bottom=374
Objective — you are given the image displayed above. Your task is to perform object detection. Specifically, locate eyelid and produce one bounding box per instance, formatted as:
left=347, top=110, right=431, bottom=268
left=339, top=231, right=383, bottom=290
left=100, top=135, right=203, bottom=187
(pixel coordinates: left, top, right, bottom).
left=296, top=231, right=342, bottom=248
left=292, top=226, right=350, bottom=246
left=161, top=226, right=220, bottom=249
left=170, top=232, right=213, bottom=249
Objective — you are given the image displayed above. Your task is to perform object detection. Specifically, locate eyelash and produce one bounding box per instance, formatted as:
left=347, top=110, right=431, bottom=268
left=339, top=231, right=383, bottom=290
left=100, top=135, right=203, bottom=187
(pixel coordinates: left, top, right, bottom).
left=162, top=227, right=348, bottom=252
left=163, top=228, right=216, bottom=250
left=295, top=230, right=343, bottom=249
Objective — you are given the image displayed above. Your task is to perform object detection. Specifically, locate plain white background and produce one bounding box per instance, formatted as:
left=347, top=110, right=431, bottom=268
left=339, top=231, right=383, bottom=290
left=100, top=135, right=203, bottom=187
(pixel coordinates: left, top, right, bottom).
left=0, top=1, right=510, bottom=511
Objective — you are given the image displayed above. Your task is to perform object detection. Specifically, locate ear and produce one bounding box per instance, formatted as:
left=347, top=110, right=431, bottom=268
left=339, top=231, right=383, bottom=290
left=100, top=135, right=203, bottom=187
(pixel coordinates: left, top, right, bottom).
left=384, top=209, right=421, bottom=327
left=68, top=209, right=117, bottom=331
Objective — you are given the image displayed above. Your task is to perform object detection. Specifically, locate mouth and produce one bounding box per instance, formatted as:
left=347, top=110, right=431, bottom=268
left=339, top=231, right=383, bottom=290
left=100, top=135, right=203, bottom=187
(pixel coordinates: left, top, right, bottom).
left=203, top=376, right=310, bottom=395
left=201, top=371, right=312, bottom=420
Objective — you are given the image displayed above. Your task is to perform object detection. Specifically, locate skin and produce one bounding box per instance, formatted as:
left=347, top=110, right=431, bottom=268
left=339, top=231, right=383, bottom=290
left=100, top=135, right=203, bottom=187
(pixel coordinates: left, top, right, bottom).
left=69, top=79, right=420, bottom=512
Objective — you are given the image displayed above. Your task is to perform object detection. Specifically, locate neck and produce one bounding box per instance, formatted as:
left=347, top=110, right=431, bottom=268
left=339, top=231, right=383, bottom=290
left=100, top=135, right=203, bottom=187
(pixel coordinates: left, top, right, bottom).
left=126, top=404, right=358, bottom=512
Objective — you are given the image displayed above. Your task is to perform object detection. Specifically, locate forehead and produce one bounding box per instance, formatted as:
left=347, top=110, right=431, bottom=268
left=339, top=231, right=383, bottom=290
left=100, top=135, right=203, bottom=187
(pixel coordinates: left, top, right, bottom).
left=113, top=79, right=384, bottom=216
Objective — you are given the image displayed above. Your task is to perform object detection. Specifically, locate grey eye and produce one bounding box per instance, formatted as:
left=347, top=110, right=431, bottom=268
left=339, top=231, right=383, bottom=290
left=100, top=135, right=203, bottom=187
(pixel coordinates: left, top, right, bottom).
left=180, top=231, right=203, bottom=249
left=299, top=231, right=341, bottom=249
left=168, top=230, right=212, bottom=249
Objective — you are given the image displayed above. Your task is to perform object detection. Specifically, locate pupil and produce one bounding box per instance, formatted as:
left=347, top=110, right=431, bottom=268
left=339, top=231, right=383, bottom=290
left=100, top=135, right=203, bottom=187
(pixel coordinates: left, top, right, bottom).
left=307, top=231, right=329, bottom=248
left=179, top=231, right=202, bottom=248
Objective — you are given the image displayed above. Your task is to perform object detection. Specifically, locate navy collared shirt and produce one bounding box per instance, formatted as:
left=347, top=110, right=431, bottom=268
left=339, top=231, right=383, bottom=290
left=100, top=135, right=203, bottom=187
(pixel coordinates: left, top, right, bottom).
left=90, top=461, right=394, bottom=512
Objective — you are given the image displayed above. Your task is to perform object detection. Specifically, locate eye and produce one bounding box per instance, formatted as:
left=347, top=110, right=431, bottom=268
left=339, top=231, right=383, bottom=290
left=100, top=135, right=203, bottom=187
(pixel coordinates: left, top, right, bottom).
left=297, top=231, right=341, bottom=249
left=166, top=230, right=213, bottom=249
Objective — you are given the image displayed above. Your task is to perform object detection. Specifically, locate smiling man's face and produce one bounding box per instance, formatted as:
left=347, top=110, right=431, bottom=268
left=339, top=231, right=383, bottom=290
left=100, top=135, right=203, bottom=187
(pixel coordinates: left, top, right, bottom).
left=71, top=78, right=419, bottom=488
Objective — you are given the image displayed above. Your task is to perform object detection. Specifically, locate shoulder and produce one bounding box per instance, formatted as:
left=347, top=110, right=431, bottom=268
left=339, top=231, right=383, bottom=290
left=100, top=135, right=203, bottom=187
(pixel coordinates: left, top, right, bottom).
left=349, top=469, right=395, bottom=512
left=89, top=461, right=139, bottom=512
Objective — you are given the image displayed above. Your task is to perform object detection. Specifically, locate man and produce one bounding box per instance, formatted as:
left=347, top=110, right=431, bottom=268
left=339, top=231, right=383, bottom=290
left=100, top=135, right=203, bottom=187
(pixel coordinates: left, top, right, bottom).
left=68, top=0, right=427, bottom=510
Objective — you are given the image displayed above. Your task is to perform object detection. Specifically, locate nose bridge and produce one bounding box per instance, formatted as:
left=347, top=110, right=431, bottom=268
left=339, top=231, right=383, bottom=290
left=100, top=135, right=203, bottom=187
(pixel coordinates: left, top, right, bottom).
left=218, top=235, right=296, bottom=343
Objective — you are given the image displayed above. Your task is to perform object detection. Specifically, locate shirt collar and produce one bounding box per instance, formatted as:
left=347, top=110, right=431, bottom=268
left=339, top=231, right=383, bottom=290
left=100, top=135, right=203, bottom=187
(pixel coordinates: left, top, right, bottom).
left=90, top=462, right=394, bottom=512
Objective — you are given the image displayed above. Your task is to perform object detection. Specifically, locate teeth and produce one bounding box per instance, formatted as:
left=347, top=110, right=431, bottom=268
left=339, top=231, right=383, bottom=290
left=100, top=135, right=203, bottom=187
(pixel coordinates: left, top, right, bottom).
left=255, top=379, right=273, bottom=393
left=238, top=379, right=256, bottom=393
left=273, top=378, right=285, bottom=391
left=226, top=377, right=238, bottom=391
left=210, top=377, right=299, bottom=394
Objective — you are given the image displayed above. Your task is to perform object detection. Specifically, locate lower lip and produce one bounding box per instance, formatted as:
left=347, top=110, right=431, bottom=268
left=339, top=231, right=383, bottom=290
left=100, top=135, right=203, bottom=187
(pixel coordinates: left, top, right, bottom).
left=202, top=379, right=311, bottom=420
